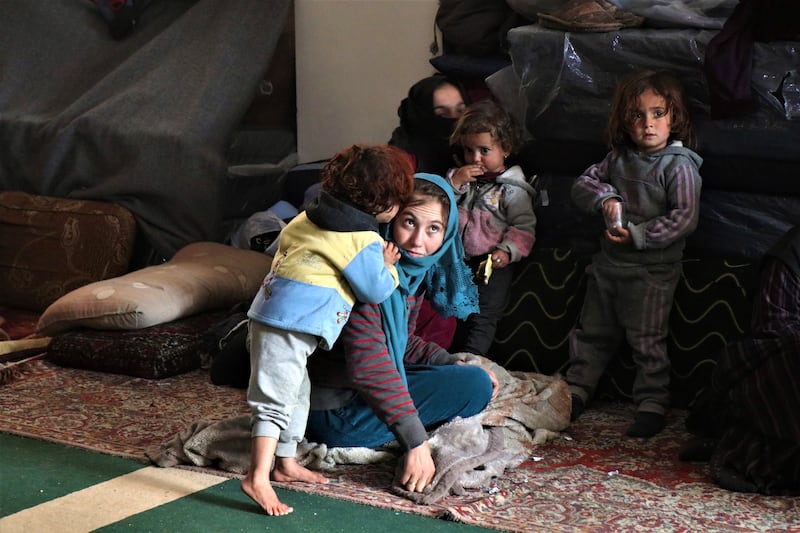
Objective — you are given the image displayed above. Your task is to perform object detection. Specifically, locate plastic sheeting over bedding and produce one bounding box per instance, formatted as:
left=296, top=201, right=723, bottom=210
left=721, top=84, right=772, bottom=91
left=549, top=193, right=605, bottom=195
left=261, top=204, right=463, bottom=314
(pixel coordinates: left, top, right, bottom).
left=492, top=22, right=800, bottom=260
left=532, top=172, right=800, bottom=261
left=0, top=0, right=291, bottom=261
left=505, top=25, right=800, bottom=162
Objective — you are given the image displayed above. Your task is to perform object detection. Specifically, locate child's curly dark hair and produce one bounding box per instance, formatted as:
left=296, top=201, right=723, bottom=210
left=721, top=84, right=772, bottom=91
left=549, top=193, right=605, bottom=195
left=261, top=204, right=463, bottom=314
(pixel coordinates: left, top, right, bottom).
left=607, top=70, right=695, bottom=151
left=320, top=144, right=414, bottom=216
left=449, top=100, right=523, bottom=155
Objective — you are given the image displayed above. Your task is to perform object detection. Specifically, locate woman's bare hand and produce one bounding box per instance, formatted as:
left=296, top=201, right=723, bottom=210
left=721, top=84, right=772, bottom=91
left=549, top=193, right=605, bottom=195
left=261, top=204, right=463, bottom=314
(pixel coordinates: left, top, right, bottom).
left=399, top=441, right=435, bottom=492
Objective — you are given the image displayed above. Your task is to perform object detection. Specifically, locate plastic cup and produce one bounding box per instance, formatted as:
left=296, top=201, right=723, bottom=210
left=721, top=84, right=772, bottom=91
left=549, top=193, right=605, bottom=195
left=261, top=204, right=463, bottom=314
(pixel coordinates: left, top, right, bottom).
left=604, top=201, right=626, bottom=235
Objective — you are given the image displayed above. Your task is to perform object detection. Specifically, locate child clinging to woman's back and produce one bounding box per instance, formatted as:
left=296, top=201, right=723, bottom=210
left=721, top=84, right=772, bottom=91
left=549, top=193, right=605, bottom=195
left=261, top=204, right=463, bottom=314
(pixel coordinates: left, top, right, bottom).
left=566, top=70, right=702, bottom=438
left=446, top=100, right=537, bottom=357
left=242, top=144, right=414, bottom=516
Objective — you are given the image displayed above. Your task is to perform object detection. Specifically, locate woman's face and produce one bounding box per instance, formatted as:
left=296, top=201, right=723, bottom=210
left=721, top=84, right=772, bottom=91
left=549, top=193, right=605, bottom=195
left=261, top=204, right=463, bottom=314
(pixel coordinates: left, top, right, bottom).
left=432, top=84, right=466, bottom=120
left=392, top=194, right=447, bottom=258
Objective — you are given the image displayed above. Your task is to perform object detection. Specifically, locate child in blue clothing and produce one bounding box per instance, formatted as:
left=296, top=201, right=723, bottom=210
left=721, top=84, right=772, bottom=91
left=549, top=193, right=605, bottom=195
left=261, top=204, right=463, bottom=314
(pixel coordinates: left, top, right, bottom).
left=566, top=70, right=703, bottom=438
left=446, top=100, right=537, bottom=357
left=242, top=144, right=414, bottom=516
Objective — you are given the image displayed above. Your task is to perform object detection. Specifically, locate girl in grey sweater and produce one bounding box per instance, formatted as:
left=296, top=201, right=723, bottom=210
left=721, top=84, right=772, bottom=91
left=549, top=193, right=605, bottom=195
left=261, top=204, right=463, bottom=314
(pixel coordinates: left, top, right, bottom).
left=567, top=70, right=702, bottom=438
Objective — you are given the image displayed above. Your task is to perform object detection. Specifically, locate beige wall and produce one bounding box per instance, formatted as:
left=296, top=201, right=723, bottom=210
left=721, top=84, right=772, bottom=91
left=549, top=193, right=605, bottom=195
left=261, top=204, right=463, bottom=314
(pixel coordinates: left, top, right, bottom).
left=295, top=0, right=439, bottom=162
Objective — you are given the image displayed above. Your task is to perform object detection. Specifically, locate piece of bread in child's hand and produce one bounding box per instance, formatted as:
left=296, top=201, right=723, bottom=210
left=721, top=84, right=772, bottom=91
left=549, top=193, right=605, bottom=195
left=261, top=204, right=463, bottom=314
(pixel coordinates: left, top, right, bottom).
left=477, top=253, right=493, bottom=285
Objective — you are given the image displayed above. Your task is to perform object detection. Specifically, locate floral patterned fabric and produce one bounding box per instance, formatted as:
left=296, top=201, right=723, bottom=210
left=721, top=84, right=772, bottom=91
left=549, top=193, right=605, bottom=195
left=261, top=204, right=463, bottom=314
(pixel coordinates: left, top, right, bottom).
left=0, top=192, right=137, bottom=312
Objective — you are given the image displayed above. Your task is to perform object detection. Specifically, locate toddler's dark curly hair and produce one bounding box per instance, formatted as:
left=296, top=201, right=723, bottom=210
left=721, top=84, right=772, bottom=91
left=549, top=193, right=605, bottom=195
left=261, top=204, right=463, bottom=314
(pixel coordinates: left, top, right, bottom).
left=449, top=100, right=523, bottom=155
left=321, top=144, right=414, bottom=216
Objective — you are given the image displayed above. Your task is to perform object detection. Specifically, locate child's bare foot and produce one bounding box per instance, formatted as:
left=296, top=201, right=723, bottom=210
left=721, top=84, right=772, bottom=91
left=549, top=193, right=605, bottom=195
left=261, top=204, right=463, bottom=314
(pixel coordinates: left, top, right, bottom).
left=273, top=457, right=329, bottom=484
left=241, top=473, right=294, bottom=516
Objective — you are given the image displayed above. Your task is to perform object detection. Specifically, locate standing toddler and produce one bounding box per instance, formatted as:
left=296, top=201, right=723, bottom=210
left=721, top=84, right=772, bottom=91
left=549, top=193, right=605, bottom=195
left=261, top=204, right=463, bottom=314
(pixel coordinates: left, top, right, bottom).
left=242, top=144, right=414, bottom=515
left=567, top=70, right=702, bottom=438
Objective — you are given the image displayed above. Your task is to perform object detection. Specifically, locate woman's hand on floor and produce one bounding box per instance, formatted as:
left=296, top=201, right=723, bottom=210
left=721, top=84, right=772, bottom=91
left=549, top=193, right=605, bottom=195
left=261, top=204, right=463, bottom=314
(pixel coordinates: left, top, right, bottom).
left=400, top=441, right=435, bottom=492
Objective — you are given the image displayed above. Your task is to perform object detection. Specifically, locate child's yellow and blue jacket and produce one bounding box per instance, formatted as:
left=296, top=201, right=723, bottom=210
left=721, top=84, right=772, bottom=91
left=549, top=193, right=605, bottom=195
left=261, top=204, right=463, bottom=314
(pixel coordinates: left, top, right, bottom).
left=248, top=191, right=399, bottom=350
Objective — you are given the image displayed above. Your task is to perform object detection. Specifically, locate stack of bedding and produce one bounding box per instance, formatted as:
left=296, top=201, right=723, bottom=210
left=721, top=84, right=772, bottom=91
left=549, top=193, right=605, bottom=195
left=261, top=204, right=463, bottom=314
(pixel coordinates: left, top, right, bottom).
left=490, top=21, right=800, bottom=259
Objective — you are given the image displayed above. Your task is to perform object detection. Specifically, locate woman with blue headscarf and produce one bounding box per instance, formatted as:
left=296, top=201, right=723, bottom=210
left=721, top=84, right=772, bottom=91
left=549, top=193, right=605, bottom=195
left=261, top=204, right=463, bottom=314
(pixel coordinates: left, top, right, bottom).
left=306, top=173, right=499, bottom=494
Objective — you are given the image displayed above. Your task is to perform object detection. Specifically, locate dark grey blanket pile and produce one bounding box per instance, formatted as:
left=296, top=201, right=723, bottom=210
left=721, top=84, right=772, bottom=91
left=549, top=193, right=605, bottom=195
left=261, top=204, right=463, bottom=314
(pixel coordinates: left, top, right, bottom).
left=0, top=0, right=290, bottom=260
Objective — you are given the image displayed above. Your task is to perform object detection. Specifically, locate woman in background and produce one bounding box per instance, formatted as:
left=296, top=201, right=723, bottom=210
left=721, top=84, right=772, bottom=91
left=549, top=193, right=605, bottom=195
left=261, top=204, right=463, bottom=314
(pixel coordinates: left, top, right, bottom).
left=389, top=74, right=470, bottom=178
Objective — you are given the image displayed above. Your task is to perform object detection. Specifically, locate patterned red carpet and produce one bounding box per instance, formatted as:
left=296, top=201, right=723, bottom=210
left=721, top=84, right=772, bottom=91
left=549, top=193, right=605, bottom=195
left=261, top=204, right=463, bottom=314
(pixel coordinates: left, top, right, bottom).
left=1, top=360, right=798, bottom=532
